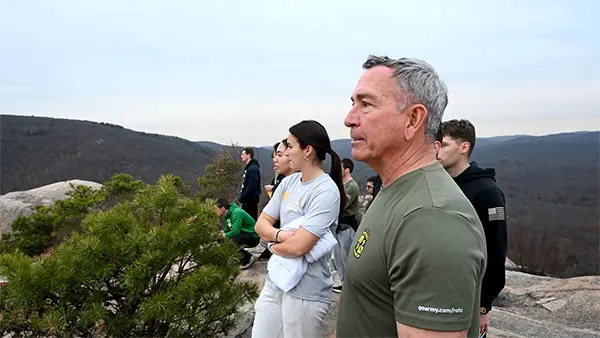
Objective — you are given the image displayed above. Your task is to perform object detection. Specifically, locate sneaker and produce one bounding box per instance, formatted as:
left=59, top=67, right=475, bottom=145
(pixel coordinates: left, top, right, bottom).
left=240, top=256, right=257, bottom=270
left=332, top=285, right=343, bottom=293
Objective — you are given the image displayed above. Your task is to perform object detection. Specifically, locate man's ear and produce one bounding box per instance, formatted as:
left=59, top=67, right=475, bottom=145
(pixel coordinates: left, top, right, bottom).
left=403, top=103, right=428, bottom=141
left=460, top=141, right=471, bottom=154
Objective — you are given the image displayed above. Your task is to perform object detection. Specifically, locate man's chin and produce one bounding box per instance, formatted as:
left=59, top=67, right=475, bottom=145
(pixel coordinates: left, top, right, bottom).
left=350, top=148, right=369, bottom=162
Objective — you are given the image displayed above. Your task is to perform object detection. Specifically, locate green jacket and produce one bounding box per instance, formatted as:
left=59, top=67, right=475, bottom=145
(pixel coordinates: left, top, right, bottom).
left=224, top=203, right=258, bottom=238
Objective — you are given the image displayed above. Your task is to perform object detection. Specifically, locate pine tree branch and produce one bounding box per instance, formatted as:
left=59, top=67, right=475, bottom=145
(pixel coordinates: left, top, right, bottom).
left=177, top=253, right=193, bottom=277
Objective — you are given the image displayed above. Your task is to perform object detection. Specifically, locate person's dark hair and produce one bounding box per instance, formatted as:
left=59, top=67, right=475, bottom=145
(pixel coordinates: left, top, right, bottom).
left=216, top=198, right=231, bottom=209
left=272, top=142, right=280, bottom=159
left=434, top=124, right=443, bottom=143
left=242, top=147, right=255, bottom=158
left=440, top=119, right=476, bottom=157
left=289, top=120, right=347, bottom=214
left=280, top=138, right=289, bottom=148
left=367, top=175, right=377, bottom=184
left=342, top=158, right=354, bottom=173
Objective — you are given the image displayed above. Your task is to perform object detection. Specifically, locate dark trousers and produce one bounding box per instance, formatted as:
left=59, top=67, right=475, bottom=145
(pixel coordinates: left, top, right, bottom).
left=242, top=201, right=258, bottom=221
left=229, top=232, right=260, bottom=265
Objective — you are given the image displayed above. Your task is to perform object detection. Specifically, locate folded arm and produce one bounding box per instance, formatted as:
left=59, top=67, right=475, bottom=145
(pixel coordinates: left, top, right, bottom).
left=270, top=227, right=319, bottom=258
left=255, top=212, right=280, bottom=242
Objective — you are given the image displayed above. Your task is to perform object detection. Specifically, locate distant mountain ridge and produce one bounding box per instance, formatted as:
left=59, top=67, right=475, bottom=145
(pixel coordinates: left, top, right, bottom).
left=0, top=114, right=217, bottom=195
left=2, top=114, right=598, bottom=278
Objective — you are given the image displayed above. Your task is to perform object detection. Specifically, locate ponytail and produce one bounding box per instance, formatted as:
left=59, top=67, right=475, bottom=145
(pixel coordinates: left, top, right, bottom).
left=328, top=150, right=347, bottom=215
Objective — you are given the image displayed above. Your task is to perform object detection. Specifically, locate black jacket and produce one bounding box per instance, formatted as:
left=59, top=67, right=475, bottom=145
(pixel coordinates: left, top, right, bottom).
left=454, top=161, right=507, bottom=311
left=238, top=158, right=261, bottom=202
left=271, top=174, right=286, bottom=195
left=269, top=174, right=286, bottom=229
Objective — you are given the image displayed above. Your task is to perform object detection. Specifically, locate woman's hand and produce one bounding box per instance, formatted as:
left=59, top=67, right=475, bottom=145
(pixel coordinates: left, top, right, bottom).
left=264, top=184, right=273, bottom=192
left=276, top=230, right=296, bottom=243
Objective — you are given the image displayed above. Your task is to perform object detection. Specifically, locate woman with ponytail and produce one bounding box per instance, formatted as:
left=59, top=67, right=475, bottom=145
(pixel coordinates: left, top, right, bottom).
left=252, top=120, right=346, bottom=337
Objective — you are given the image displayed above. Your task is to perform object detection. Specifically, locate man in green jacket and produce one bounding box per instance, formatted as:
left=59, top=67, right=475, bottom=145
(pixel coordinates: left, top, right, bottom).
left=216, top=198, right=260, bottom=269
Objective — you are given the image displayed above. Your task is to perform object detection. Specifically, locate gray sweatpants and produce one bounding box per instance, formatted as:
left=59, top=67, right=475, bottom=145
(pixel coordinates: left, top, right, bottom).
left=252, top=284, right=330, bottom=337
left=333, top=227, right=356, bottom=283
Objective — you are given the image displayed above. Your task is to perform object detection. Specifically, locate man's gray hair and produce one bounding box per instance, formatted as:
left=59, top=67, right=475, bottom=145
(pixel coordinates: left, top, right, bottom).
left=363, top=55, right=448, bottom=141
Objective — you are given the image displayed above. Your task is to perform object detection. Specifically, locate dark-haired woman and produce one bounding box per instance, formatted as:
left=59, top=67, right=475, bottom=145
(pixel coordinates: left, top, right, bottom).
left=265, top=139, right=294, bottom=199
left=252, top=120, right=347, bottom=337
left=258, top=139, right=296, bottom=260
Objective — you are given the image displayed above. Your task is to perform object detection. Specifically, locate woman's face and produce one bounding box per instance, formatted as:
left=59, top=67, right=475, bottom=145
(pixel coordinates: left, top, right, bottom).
left=273, top=142, right=292, bottom=175
left=285, top=134, right=307, bottom=172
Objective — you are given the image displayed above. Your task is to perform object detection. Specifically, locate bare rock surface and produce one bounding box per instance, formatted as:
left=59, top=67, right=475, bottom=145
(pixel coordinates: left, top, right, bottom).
left=0, top=180, right=102, bottom=234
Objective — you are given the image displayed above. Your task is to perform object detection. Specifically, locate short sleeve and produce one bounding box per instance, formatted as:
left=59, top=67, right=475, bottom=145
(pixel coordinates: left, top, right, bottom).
left=300, top=186, right=340, bottom=238
left=385, top=207, right=485, bottom=331
left=262, top=176, right=287, bottom=220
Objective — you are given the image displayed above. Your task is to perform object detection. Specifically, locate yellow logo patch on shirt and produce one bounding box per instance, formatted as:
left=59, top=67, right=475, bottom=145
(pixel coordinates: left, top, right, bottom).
left=353, top=229, right=369, bottom=259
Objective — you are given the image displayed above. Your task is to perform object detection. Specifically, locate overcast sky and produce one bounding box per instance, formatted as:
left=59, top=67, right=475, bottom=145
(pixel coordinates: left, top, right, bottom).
left=1, top=0, right=598, bottom=146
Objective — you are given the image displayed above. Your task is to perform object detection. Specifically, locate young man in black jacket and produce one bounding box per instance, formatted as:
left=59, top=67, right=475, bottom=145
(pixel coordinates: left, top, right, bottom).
left=238, top=147, right=261, bottom=220
left=437, top=119, right=508, bottom=337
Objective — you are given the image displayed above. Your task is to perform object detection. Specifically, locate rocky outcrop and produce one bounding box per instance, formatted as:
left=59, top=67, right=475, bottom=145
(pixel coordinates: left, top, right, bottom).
left=0, top=180, right=102, bottom=234
left=230, top=251, right=600, bottom=338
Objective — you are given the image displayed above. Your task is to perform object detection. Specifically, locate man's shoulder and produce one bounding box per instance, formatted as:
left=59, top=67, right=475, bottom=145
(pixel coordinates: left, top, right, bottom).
left=371, top=181, right=482, bottom=237
left=235, top=207, right=254, bottom=219
left=458, top=177, right=505, bottom=205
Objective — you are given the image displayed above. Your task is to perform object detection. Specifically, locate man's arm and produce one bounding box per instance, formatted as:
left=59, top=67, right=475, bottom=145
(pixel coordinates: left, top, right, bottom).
left=475, top=187, right=508, bottom=311
left=386, top=207, right=486, bottom=337
left=224, top=211, right=243, bottom=238
left=346, top=181, right=359, bottom=208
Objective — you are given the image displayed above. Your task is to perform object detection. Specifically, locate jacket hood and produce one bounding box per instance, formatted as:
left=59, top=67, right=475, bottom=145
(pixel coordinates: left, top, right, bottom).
left=454, top=161, right=496, bottom=184
left=245, top=158, right=260, bottom=169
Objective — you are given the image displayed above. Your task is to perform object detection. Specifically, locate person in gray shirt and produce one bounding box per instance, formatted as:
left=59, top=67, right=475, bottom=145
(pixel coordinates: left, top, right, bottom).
left=253, top=120, right=347, bottom=338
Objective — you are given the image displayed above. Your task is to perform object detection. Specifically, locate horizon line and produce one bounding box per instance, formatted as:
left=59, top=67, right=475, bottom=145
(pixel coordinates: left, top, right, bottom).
left=3, top=113, right=599, bottom=148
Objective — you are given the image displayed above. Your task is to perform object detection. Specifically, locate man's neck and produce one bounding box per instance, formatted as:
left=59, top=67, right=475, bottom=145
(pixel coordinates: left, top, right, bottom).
left=301, top=165, right=325, bottom=182
left=446, top=159, right=470, bottom=178
left=373, top=141, right=437, bottom=187
left=343, top=174, right=353, bottom=184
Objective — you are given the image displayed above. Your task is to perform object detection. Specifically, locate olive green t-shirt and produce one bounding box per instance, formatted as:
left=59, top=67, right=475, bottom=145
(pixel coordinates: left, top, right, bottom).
left=336, top=161, right=487, bottom=338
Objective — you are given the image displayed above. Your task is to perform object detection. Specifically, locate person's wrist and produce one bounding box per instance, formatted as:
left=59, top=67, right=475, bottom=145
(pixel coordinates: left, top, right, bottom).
left=480, top=298, right=493, bottom=314
left=275, top=229, right=282, bottom=242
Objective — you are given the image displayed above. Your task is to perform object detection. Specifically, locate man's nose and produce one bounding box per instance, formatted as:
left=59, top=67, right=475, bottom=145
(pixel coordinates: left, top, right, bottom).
left=344, top=106, right=358, bottom=128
